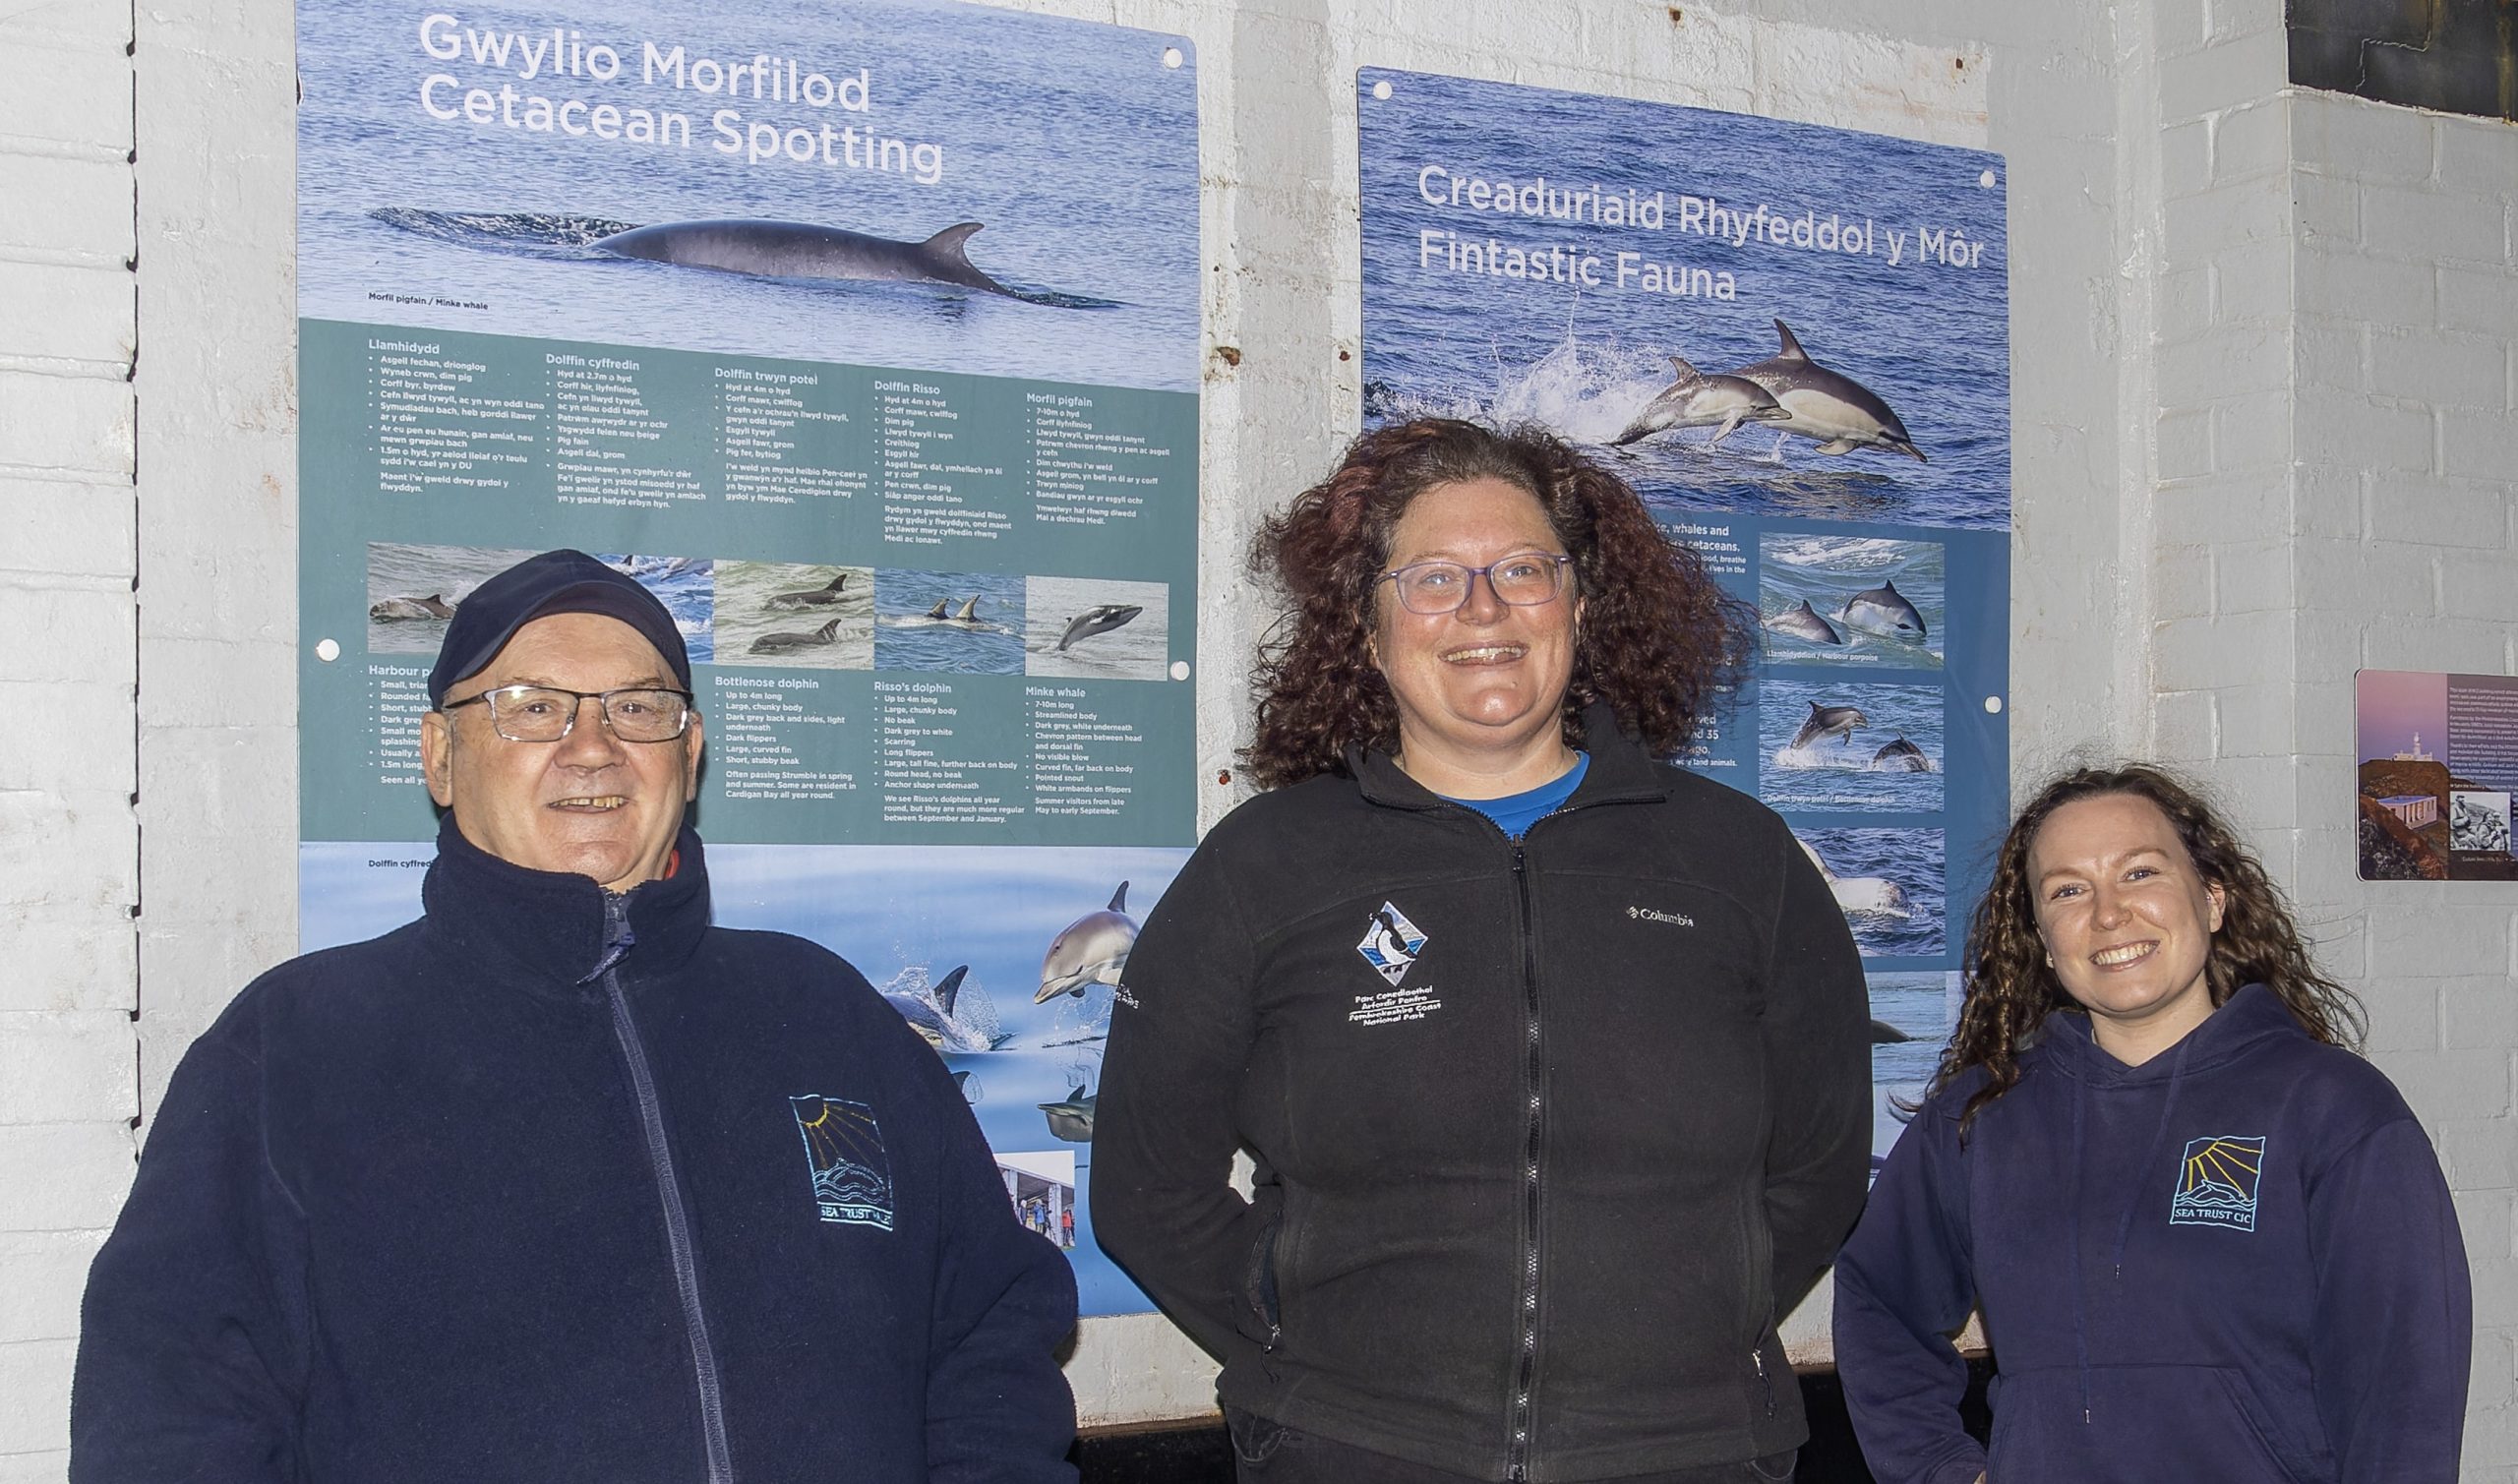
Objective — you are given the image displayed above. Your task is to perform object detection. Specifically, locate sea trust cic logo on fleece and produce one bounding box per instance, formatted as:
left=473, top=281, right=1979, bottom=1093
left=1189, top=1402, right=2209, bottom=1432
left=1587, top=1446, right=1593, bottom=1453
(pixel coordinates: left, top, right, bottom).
left=1350, top=902, right=1442, bottom=1027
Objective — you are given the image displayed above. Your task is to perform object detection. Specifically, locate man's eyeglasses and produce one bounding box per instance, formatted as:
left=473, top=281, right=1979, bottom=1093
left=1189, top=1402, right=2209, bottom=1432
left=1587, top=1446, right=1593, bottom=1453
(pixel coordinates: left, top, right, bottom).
left=1378, top=553, right=1575, bottom=617
left=439, top=685, right=694, bottom=743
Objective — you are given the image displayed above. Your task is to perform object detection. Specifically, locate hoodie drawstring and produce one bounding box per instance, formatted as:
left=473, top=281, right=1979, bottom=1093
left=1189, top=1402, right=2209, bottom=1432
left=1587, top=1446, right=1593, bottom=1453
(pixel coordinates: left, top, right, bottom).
left=2113, top=1035, right=2195, bottom=1279
left=2072, top=1032, right=2199, bottom=1428
left=2069, top=1074, right=2091, bottom=1425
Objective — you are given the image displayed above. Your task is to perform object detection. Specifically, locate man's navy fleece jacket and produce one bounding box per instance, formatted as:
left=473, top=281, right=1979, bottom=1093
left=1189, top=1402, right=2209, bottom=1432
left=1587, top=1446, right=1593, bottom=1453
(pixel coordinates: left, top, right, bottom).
left=70, top=820, right=1078, bottom=1483
left=1833, top=985, right=2468, bottom=1484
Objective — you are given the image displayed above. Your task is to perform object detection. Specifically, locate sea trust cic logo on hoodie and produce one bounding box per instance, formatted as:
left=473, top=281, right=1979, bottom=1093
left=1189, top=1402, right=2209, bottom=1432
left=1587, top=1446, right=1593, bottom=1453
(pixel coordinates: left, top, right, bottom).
left=2170, top=1134, right=2266, bottom=1232
left=790, top=1095, right=895, bottom=1230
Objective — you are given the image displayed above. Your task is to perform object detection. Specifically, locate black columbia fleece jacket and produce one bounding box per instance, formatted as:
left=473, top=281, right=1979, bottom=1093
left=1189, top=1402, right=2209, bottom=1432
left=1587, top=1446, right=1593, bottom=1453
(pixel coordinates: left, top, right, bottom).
left=1095, top=708, right=1870, bottom=1482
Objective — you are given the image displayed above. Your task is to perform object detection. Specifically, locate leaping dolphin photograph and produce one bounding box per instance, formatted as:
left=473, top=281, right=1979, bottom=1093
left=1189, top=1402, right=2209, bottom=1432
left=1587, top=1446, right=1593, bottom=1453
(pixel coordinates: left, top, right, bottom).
left=1760, top=679, right=1944, bottom=812
left=1788, top=702, right=1872, bottom=751
left=882, top=965, right=1005, bottom=1054
left=1608, top=355, right=1790, bottom=448
left=1056, top=604, right=1144, bottom=650
left=1023, top=575, right=1171, bottom=683
left=1037, top=882, right=1139, bottom=1005
left=1725, top=321, right=1926, bottom=462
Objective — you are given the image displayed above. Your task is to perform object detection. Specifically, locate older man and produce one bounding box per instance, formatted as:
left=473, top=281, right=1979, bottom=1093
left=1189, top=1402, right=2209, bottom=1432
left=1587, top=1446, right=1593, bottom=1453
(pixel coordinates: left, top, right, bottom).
left=72, top=550, right=1078, bottom=1482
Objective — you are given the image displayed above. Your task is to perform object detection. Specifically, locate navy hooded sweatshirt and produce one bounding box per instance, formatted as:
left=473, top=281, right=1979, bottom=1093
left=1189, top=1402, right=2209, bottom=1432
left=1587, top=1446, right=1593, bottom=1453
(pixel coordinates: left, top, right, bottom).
left=1833, top=985, right=2469, bottom=1484
left=71, top=819, right=1078, bottom=1483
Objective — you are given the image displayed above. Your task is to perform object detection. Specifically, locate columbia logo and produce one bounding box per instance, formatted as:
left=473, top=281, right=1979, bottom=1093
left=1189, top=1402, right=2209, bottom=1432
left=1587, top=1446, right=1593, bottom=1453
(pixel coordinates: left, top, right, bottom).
left=1629, top=906, right=1695, bottom=927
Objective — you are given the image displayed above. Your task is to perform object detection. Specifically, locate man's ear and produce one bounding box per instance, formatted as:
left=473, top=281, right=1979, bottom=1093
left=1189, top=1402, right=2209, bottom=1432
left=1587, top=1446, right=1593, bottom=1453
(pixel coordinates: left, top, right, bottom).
left=420, top=710, right=456, bottom=807
left=681, top=713, right=705, bottom=803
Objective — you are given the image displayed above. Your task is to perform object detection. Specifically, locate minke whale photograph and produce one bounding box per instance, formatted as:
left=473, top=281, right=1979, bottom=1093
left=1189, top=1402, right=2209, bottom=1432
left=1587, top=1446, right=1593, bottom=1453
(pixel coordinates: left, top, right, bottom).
left=1759, top=679, right=1944, bottom=813
left=1759, top=532, right=1946, bottom=669
left=1794, top=827, right=1946, bottom=959
left=872, top=568, right=1026, bottom=675
left=1356, top=68, right=2008, bottom=532
left=716, top=560, right=873, bottom=670
left=698, top=840, right=1191, bottom=1315
left=365, top=540, right=538, bottom=655
left=1023, top=574, right=1170, bottom=682
left=294, top=0, right=1200, bottom=392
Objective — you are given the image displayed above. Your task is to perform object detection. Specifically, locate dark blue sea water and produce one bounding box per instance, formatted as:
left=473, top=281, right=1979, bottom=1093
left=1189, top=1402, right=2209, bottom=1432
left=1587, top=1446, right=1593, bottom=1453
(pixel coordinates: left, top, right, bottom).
left=299, top=0, right=1199, bottom=391
left=1359, top=70, right=2008, bottom=532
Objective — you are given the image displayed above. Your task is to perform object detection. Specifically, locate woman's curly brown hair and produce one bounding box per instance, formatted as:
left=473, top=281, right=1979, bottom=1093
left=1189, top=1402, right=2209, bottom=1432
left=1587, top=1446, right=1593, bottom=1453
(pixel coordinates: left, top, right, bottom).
left=1241, top=418, right=1753, bottom=789
left=1938, top=763, right=2365, bottom=1131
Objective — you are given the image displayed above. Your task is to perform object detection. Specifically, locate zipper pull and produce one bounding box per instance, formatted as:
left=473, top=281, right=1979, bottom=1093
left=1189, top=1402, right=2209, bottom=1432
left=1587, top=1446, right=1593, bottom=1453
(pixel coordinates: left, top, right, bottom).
left=1752, top=1349, right=1776, bottom=1417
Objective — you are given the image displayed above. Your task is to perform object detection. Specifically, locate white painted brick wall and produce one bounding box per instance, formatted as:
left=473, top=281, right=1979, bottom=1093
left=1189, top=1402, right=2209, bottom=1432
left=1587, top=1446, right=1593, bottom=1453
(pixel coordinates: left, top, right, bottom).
left=0, top=0, right=139, bottom=1469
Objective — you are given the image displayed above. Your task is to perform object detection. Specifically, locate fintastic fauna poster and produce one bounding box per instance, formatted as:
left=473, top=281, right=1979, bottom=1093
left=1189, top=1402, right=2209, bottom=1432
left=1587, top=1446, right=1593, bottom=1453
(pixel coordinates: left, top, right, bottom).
left=1357, top=70, right=2012, bottom=1168
left=2357, top=670, right=2518, bottom=881
left=295, top=0, right=1199, bottom=1315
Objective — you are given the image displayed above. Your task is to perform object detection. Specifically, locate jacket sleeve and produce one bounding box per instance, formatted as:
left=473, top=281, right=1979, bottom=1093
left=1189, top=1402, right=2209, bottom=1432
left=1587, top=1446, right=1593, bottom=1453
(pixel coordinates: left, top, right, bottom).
left=921, top=1051, right=1081, bottom=1484
left=1759, top=838, right=1874, bottom=1312
left=2308, top=1114, right=2471, bottom=1483
left=1830, top=1098, right=1988, bottom=1484
left=72, top=1025, right=308, bottom=1483
left=1088, top=838, right=1272, bottom=1366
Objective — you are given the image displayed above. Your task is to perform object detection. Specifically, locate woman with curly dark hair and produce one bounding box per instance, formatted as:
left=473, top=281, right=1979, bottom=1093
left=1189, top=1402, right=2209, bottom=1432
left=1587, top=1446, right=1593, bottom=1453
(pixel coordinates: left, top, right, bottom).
left=1095, top=418, right=1873, bottom=1483
left=1834, top=764, right=2470, bottom=1484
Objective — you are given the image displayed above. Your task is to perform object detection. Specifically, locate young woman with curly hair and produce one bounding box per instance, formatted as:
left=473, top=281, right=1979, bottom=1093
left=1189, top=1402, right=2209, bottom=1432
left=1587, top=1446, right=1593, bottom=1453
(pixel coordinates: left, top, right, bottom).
left=1096, top=419, right=1874, bottom=1483
left=1834, top=764, right=2470, bottom=1484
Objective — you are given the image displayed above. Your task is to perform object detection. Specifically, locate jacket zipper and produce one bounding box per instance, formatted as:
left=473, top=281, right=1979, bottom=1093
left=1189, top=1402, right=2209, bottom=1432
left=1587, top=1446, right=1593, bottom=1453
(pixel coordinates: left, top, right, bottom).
left=598, top=897, right=736, bottom=1483
left=1751, top=1347, right=1777, bottom=1417
left=1507, top=842, right=1542, bottom=1483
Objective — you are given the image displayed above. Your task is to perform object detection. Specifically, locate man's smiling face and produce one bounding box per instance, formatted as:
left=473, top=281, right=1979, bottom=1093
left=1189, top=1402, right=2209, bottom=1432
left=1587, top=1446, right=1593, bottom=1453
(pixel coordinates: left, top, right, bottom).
left=420, top=611, right=702, bottom=892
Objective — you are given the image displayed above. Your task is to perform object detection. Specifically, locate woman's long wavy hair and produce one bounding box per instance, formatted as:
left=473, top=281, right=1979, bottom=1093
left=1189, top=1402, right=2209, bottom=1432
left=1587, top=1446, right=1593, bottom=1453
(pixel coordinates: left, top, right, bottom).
left=1241, top=418, right=1753, bottom=789
left=1939, top=763, right=2365, bottom=1130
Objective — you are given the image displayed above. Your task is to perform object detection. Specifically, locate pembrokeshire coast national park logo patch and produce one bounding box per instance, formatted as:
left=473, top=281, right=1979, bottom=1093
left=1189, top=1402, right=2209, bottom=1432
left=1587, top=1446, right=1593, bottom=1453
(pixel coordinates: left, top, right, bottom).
left=1355, top=901, right=1428, bottom=986
left=790, top=1095, right=895, bottom=1230
left=2171, top=1134, right=2266, bottom=1231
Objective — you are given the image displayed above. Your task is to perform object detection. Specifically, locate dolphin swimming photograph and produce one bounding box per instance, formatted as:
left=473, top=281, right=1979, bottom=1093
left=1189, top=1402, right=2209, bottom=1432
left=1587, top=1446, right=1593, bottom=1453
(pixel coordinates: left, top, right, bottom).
left=1357, top=69, right=2009, bottom=532
left=1022, top=574, right=1169, bottom=682
left=872, top=568, right=1027, bottom=674
left=1759, top=679, right=1944, bottom=813
left=595, top=552, right=716, bottom=663
left=1759, top=532, right=1946, bottom=669
left=1793, top=827, right=1946, bottom=959
left=295, top=0, right=1198, bottom=392
left=715, top=559, right=873, bottom=669
left=363, top=541, right=539, bottom=655
left=704, top=840, right=1190, bottom=1316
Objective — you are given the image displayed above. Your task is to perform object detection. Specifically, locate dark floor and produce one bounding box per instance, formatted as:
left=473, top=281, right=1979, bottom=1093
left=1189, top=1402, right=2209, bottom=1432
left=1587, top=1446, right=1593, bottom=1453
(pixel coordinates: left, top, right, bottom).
left=1072, top=1363, right=1995, bottom=1482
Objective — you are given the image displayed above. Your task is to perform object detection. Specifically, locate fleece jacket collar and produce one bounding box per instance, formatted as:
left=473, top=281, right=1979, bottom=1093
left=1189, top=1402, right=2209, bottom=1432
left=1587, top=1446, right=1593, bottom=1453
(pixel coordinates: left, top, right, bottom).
left=419, top=812, right=712, bottom=996
left=1345, top=699, right=1674, bottom=813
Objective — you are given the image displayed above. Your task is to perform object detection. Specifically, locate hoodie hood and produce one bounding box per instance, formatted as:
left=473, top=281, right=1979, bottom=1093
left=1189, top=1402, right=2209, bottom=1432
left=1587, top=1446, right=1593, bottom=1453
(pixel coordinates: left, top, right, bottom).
left=2037, top=981, right=2307, bottom=1087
